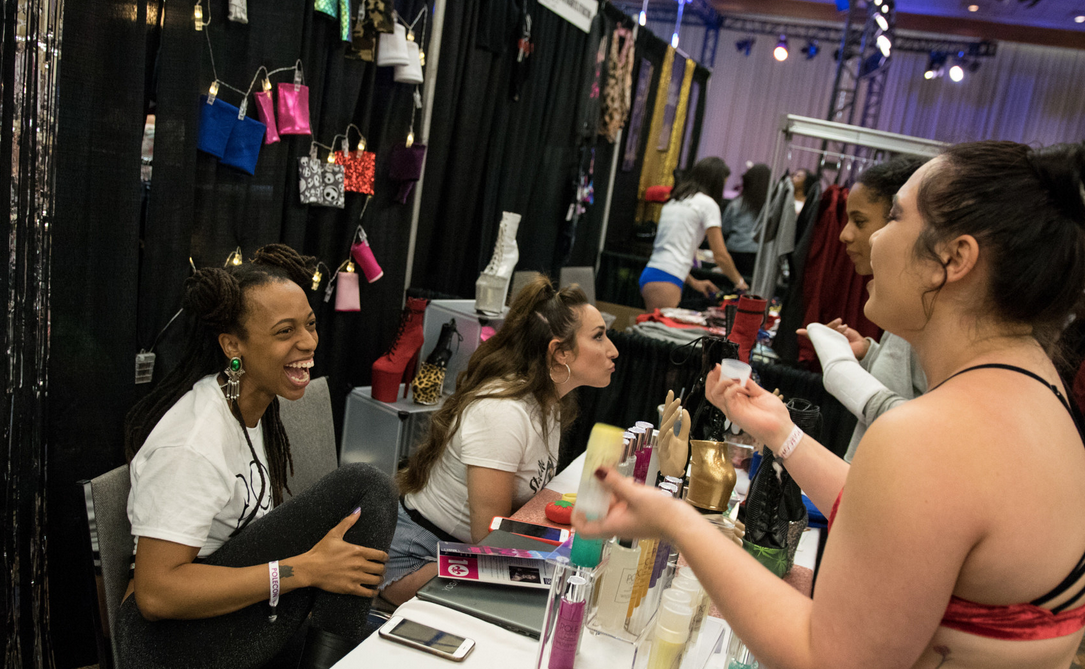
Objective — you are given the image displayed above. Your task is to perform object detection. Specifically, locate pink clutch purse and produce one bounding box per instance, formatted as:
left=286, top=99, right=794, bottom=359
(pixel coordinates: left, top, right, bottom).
left=351, top=238, right=384, bottom=283
left=253, top=90, right=280, bottom=144
left=277, top=62, right=311, bottom=135
left=335, top=270, right=361, bottom=311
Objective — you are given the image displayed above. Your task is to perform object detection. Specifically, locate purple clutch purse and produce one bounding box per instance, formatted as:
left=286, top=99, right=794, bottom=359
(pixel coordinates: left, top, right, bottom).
left=389, top=142, right=427, bottom=203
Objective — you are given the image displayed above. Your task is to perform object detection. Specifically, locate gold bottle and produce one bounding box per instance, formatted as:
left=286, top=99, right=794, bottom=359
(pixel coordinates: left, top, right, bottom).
left=686, top=440, right=737, bottom=512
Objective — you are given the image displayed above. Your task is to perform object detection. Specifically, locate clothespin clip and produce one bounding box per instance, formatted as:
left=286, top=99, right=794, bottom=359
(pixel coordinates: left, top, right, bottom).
left=194, top=2, right=205, bottom=31
left=238, top=97, right=248, bottom=120
left=293, top=60, right=304, bottom=92
left=207, top=81, right=220, bottom=104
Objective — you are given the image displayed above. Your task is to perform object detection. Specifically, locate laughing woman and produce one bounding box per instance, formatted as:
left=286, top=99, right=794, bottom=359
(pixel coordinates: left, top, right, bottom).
left=116, top=244, right=397, bottom=669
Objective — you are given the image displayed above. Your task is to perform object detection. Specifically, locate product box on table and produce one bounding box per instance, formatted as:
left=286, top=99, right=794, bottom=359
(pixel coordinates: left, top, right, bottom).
left=437, top=541, right=555, bottom=589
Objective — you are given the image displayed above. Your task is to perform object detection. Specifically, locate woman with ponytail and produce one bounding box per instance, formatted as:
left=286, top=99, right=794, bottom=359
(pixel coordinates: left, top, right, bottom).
left=381, top=274, right=618, bottom=605
left=117, top=244, right=398, bottom=669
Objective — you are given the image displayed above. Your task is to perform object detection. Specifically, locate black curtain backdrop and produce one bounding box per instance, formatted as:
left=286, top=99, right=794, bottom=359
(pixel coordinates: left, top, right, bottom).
left=412, top=0, right=595, bottom=296
left=49, top=1, right=427, bottom=666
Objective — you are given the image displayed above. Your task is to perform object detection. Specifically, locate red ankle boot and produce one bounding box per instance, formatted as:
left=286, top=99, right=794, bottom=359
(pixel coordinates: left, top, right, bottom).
left=727, top=294, right=767, bottom=364
left=372, top=297, right=429, bottom=403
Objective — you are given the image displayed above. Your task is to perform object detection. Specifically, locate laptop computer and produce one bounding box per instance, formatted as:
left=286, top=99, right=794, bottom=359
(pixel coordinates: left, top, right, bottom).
left=414, top=530, right=552, bottom=639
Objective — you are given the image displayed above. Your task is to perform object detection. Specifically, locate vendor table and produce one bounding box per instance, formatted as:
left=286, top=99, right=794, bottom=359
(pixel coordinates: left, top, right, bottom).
left=336, top=454, right=819, bottom=668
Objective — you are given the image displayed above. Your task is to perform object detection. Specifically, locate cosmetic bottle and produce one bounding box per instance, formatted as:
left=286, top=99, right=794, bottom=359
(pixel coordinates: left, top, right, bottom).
left=570, top=424, right=626, bottom=568
left=548, top=574, right=590, bottom=669
left=593, top=539, right=642, bottom=633
left=676, top=567, right=710, bottom=639
left=624, top=537, right=659, bottom=635
left=645, top=588, right=694, bottom=669
left=726, top=632, right=758, bottom=669
left=670, top=571, right=707, bottom=648
left=618, top=432, right=636, bottom=478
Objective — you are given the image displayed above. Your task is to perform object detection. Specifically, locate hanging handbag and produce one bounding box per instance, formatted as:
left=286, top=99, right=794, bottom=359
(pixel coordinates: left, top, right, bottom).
left=334, top=266, right=361, bottom=312
left=298, top=143, right=345, bottom=208
left=197, top=88, right=239, bottom=158
left=227, top=0, right=248, bottom=23
left=350, top=220, right=384, bottom=283
left=277, top=61, right=312, bottom=135
left=335, top=125, right=376, bottom=194
left=389, top=140, right=426, bottom=203
left=220, top=97, right=267, bottom=175
left=253, top=73, right=280, bottom=145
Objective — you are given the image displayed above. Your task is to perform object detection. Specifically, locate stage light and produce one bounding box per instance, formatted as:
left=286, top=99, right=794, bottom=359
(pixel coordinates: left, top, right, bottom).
left=774, top=35, right=789, bottom=61
left=949, top=64, right=964, bottom=82
left=968, top=4, right=979, bottom=11
left=874, top=0, right=882, bottom=5
left=924, top=51, right=947, bottom=79
left=881, top=3, right=889, bottom=13
left=877, top=34, right=891, bottom=57
left=1076, top=15, right=1085, bottom=23
left=639, top=10, right=646, bottom=25
left=671, top=32, right=680, bottom=48
left=875, top=13, right=888, bottom=31
left=801, top=39, right=819, bottom=59
left=736, top=38, right=755, bottom=56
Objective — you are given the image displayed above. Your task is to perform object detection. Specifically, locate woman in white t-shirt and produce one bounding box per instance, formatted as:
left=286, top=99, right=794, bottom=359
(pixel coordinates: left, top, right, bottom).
left=116, top=245, right=397, bottom=669
left=381, top=274, right=618, bottom=605
left=640, top=157, right=749, bottom=311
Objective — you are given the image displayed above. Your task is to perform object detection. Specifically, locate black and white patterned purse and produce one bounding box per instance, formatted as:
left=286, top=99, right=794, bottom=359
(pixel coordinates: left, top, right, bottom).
left=298, top=143, right=345, bottom=208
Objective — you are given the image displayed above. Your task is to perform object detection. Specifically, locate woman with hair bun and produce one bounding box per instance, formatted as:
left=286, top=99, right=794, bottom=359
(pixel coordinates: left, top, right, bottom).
left=382, top=274, right=618, bottom=605
left=578, top=141, right=1085, bottom=668
left=117, top=244, right=397, bottom=669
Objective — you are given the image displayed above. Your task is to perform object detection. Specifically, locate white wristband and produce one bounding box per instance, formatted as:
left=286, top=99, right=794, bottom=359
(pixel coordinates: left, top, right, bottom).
left=268, top=560, right=280, bottom=621
left=776, top=425, right=803, bottom=460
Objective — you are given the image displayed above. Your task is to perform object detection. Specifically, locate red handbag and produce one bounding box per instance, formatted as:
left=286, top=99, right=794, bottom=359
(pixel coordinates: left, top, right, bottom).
left=334, top=125, right=376, bottom=195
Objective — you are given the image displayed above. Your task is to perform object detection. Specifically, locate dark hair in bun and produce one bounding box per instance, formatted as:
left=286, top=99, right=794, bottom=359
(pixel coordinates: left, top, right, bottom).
left=125, top=244, right=318, bottom=509
left=914, top=140, right=1085, bottom=346
left=857, top=155, right=928, bottom=213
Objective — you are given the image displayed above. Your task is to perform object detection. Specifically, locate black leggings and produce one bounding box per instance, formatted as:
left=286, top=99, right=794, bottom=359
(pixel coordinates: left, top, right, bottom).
left=115, top=463, right=398, bottom=669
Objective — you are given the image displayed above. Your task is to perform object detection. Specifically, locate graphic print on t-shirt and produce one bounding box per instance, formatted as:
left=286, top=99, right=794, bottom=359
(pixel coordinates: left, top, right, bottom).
left=529, top=456, right=556, bottom=494
left=234, top=458, right=271, bottom=531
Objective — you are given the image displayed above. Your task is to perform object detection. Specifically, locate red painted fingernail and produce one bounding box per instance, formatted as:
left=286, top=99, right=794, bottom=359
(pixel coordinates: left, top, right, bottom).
left=594, top=467, right=607, bottom=480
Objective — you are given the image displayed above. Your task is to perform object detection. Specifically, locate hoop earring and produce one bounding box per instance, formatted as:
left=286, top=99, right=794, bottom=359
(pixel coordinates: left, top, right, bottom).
left=550, top=362, right=572, bottom=385
left=223, top=356, right=245, bottom=401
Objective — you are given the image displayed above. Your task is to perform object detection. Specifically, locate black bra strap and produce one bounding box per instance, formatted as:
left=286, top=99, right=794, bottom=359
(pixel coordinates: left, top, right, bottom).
left=937, top=364, right=1085, bottom=610
left=932, top=363, right=1085, bottom=446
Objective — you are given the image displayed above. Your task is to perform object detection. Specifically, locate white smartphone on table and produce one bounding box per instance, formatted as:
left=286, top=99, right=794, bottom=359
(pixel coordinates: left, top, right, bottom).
left=377, top=616, right=476, bottom=661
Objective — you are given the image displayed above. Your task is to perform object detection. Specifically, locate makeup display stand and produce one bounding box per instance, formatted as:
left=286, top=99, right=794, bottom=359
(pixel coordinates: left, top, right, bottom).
left=535, top=552, right=724, bottom=669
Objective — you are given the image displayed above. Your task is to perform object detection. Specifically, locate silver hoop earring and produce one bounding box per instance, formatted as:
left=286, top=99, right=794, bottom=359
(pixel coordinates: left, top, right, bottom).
left=223, top=356, right=244, bottom=401
left=550, top=363, right=572, bottom=385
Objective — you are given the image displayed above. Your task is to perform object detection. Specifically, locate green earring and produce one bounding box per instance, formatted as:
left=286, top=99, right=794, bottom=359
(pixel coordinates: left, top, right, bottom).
left=224, top=356, right=244, bottom=401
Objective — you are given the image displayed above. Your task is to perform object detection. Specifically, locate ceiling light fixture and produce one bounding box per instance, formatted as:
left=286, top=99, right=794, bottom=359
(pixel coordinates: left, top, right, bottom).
left=924, top=51, right=947, bottom=79
left=875, top=13, right=889, bottom=31
left=949, top=64, right=965, bottom=82
left=968, top=4, right=979, bottom=11
left=735, top=38, right=755, bottom=56
left=774, top=34, right=789, bottom=61
left=1076, top=15, right=1085, bottom=23
left=801, top=39, right=820, bottom=60
left=881, top=4, right=889, bottom=13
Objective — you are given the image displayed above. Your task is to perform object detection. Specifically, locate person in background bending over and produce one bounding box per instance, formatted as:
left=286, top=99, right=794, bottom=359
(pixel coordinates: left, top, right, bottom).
left=640, top=157, right=749, bottom=311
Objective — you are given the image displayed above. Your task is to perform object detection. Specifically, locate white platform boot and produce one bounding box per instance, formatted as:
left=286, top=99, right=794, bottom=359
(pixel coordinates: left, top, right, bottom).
left=475, top=211, right=521, bottom=316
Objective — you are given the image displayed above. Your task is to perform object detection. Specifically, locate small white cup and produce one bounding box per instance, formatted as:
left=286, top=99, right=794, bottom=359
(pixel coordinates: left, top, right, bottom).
left=719, top=359, right=752, bottom=388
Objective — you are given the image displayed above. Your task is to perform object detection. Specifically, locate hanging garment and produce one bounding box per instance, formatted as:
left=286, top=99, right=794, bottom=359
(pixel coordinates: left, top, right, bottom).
left=599, top=25, right=635, bottom=143
left=635, top=48, right=695, bottom=226
left=315, top=0, right=352, bottom=42
left=510, top=1, right=535, bottom=102
left=773, top=181, right=824, bottom=364
left=796, top=185, right=881, bottom=369
left=750, top=176, right=797, bottom=301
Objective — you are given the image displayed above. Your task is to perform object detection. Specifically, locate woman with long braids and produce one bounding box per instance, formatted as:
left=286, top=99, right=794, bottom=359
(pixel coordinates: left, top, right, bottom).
left=380, top=274, right=618, bottom=605
left=116, top=244, right=397, bottom=669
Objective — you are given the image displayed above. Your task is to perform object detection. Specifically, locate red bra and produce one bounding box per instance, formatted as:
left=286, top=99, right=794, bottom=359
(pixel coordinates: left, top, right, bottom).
left=828, top=490, right=1085, bottom=641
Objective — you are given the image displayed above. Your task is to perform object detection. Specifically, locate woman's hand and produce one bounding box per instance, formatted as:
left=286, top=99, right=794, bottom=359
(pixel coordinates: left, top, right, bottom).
left=299, top=508, right=388, bottom=597
left=705, top=365, right=793, bottom=451
left=688, top=277, right=720, bottom=298
left=572, top=467, right=698, bottom=543
left=797, top=318, right=869, bottom=359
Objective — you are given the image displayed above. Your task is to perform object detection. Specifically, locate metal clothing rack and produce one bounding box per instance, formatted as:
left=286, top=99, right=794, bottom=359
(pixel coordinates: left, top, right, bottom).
left=749, top=114, right=946, bottom=300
